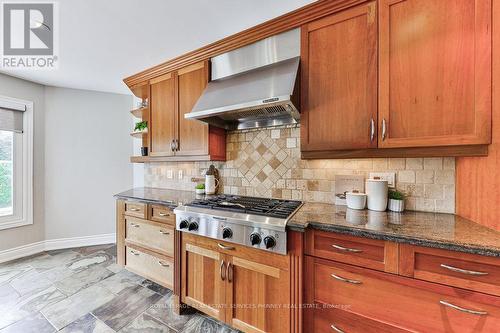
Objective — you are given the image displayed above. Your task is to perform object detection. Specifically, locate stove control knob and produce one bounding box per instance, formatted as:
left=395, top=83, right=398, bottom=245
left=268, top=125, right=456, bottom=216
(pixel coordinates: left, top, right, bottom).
left=188, top=221, right=199, bottom=231
left=222, top=228, right=233, bottom=239
left=263, top=236, right=276, bottom=249
left=250, top=233, right=262, bottom=246
left=179, top=220, right=189, bottom=229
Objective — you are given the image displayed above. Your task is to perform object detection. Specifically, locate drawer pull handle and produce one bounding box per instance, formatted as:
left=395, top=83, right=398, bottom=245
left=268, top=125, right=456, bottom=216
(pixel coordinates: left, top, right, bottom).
left=130, top=223, right=140, bottom=228
left=440, top=264, right=488, bottom=276
left=330, top=325, right=345, bottom=333
left=158, top=261, right=170, bottom=267
left=220, top=260, right=226, bottom=281
left=159, top=230, right=170, bottom=235
left=129, top=207, right=141, bottom=212
left=158, top=212, right=170, bottom=217
left=331, top=244, right=363, bottom=253
left=218, top=243, right=236, bottom=251
left=130, top=250, right=140, bottom=256
left=439, top=300, right=487, bottom=316
left=331, top=273, right=362, bottom=285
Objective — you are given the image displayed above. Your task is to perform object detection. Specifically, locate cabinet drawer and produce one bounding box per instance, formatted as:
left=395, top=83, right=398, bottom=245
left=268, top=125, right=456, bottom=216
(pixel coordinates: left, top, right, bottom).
left=124, top=201, right=147, bottom=219
left=311, top=306, right=408, bottom=333
left=309, top=257, right=500, bottom=332
left=400, top=244, right=500, bottom=297
left=126, top=246, right=173, bottom=289
left=150, top=205, right=175, bottom=224
left=305, top=230, right=398, bottom=273
left=125, top=217, right=174, bottom=256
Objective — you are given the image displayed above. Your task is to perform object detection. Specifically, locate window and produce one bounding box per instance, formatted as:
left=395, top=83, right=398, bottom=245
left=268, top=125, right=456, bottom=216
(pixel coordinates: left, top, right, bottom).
left=0, top=96, right=33, bottom=230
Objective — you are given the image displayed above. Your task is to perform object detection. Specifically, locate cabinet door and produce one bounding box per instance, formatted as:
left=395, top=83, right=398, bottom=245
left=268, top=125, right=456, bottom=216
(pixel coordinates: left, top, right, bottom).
left=176, top=61, right=209, bottom=156
left=149, top=73, right=176, bottom=156
left=301, top=2, right=377, bottom=151
left=225, top=256, right=290, bottom=333
left=181, top=241, right=226, bottom=321
left=379, top=0, right=492, bottom=148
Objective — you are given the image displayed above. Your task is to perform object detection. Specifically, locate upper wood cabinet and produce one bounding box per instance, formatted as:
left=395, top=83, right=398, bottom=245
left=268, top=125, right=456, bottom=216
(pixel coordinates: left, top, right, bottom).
left=132, top=61, right=226, bottom=162
left=378, top=0, right=492, bottom=148
left=149, top=73, right=176, bottom=157
left=301, top=2, right=377, bottom=151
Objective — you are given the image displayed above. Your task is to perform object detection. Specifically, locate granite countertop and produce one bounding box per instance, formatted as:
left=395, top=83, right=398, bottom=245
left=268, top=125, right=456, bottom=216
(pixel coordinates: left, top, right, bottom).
left=114, top=187, right=200, bottom=209
left=288, top=202, right=500, bottom=257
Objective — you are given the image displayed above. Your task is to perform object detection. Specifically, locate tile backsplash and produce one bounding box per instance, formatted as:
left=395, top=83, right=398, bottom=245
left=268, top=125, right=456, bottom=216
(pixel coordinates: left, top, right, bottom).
left=145, top=125, right=455, bottom=213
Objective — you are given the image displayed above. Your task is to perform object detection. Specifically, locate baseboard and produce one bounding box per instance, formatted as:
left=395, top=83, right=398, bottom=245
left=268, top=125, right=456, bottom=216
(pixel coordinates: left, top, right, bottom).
left=0, top=233, right=116, bottom=264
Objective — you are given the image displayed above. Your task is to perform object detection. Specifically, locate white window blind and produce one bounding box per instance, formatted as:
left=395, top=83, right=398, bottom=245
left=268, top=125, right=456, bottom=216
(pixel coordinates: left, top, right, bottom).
left=0, top=100, right=26, bottom=133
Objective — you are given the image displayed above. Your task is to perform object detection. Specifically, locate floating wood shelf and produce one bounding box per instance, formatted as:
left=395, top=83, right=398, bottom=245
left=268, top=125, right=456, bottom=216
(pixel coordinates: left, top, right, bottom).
left=130, top=107, right=148, bottom=118
left=130, top=155, right=226, bottom=163
left=130, top=131, right=148, bottom=138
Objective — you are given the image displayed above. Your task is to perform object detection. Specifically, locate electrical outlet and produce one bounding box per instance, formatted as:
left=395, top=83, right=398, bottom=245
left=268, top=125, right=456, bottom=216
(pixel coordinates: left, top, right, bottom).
left=178, top=170, right=183, bottom=179
left=167, top=170, right=173, bottom=179
left=369, top=172, right=396, bottom=187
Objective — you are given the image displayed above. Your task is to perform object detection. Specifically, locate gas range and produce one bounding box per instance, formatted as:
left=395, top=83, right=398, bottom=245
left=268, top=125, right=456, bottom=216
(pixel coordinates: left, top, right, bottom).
left=173, top=195, right=303, bottom=255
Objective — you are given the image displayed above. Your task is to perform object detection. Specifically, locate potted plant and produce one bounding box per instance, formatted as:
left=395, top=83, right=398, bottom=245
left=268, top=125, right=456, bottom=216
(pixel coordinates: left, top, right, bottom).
left=134, top=121, right=148, bottom=133
left=388, top=189, right=405, bottom=212
left=195, top=183, right=205, bottom=195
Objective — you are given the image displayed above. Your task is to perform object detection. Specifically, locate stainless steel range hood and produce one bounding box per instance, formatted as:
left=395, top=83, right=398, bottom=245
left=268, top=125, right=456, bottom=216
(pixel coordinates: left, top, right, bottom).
left=185, top=28, right=300, bottom=130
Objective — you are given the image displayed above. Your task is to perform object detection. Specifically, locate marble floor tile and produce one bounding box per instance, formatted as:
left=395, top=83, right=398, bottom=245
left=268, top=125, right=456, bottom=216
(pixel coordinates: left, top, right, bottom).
left=59, top=313, right=114, bottom=333
left=55, top=266, right=114, bottom=296
left=92, top=285, right=162, bottom=331
left=141, top=279, right=170, bottom=296
left=120, top=313, right=174, bottom=333
left=0, top=285, right=66, bottom=329
left=0, top=263, right=33, bottom=285
left=66, top=251, right=114, bottom=273
left=0, top=284, right=20, bottom=314
left=29, top=251, right=83, bottom=272
left=73, top=244, right=115, bottom=256
left=39, top=265, right=76, bottom=283
left=9, top=269, right=53, bottom=296
left=41, top=284, right=115, bottom=330
left=104, top=263, right=122, bottom=274
left=97, top=269, right=144, bottom=295
left=180, top=315, right=240, bottom=333
left=0, top=312, right=56, bottom=333
left=146, top=292, right=195, bottom=331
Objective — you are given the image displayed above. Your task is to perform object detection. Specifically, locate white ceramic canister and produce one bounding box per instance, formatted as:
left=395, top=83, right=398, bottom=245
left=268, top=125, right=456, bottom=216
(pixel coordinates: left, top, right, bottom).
left=205, top=175, right=219, bottom=195
left=346, top=191, right=367, bottom=210
left=365, top=179, right=388, bottom=211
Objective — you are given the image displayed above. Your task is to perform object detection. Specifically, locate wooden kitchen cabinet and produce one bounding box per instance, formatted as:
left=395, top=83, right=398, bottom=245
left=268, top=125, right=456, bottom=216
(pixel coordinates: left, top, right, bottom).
left=378, top=0, right=492, bottom=148
left=131, top=61, right=226, bottom=162
left=180, top=233, right=294, bottom=333
left=301, top=1, right=377, bottom=152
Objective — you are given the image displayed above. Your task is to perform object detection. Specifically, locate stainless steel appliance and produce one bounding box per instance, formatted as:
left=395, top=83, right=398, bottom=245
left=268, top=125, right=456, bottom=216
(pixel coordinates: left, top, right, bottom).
left=174, top=195, right=303, bottom=255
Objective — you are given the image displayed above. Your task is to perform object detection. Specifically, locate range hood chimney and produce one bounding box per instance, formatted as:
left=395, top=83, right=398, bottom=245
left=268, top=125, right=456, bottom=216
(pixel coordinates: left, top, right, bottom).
left=185, top=28, right=300, bottom=130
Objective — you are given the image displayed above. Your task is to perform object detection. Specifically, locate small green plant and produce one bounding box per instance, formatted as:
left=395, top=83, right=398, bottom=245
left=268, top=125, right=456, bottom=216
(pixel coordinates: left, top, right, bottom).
left=389, top=189, right=405, bottom=201
left=195, top=183, right=205, bottom=190
left=134, top=121, right=148, bottom=132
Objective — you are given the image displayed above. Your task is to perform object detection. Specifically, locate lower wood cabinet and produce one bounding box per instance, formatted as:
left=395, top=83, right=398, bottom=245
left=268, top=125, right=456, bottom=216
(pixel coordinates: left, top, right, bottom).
left=126, top=245, right=174, bottom=289
left=180, top=233, right=294, bottom=333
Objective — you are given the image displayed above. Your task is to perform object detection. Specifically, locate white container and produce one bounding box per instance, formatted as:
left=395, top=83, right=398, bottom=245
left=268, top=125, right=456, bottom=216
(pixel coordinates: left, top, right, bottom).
left=346, top=192, right=367, bottom=210
left=195, top=188, right=205, bottom=195
left=365, top=179, right=388, bottom=211
left=388, top=199, right=405, bottom=212
left=205, top=175, right=219, bottom=195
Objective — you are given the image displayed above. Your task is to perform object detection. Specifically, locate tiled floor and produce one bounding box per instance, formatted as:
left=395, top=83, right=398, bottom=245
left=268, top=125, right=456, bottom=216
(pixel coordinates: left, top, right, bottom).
left=0, top=245, right=240, bottom=333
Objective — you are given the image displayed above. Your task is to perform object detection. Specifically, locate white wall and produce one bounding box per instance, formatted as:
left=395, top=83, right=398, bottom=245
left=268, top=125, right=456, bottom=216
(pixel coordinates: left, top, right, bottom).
left=0, top=74, right=46, bottom=251
left=44, top=87, right=133, bottom=239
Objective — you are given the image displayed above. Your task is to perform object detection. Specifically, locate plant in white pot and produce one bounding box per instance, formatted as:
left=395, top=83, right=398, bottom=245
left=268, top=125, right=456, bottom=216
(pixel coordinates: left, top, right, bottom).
left=388, top=189, right=405, bottom=212
left=195, top=183, right=205, bottom=195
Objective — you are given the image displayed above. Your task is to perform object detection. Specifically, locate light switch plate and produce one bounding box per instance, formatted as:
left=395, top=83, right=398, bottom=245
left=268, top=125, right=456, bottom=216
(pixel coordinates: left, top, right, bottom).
left=369, top=172, right=396, bottom=187
left=178, top=170, right=183, bottom=179
left=167, top=170, right=173, bottom=179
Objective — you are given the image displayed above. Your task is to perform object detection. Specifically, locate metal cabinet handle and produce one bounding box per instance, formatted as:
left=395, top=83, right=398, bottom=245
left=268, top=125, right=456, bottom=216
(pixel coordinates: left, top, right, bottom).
left=175, top=139, right=179, bottom=151
left=440, top=264, right=488, bottom=276
left=158, top=212, right=170, bottom=217
left=218, top=243, right=236, bottom=251
left=331, top=244, right=362, bottom=253
left=129, top=208, right=140, bottom=212
left=439, top=300, right=488, bottom=316
left=159, top=230, right=170, bottom=235
left=130, top=223, right=140, bottom=228
left=130, top=250, right=140, bottom=256
left=331, top=325, right=346, bottom=333
left=158, top=261, right=170, bottom=267
left=170, top=140, right=175, bottom=152
left=331, top=273, right=362, bottom=285
left=382, top=118, right=387, bottom=141
left=227, top=262, right=233, bottom=283
left=370, top=118, right=375, bottom=142
left=220, top=260, right=226, bottom=281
